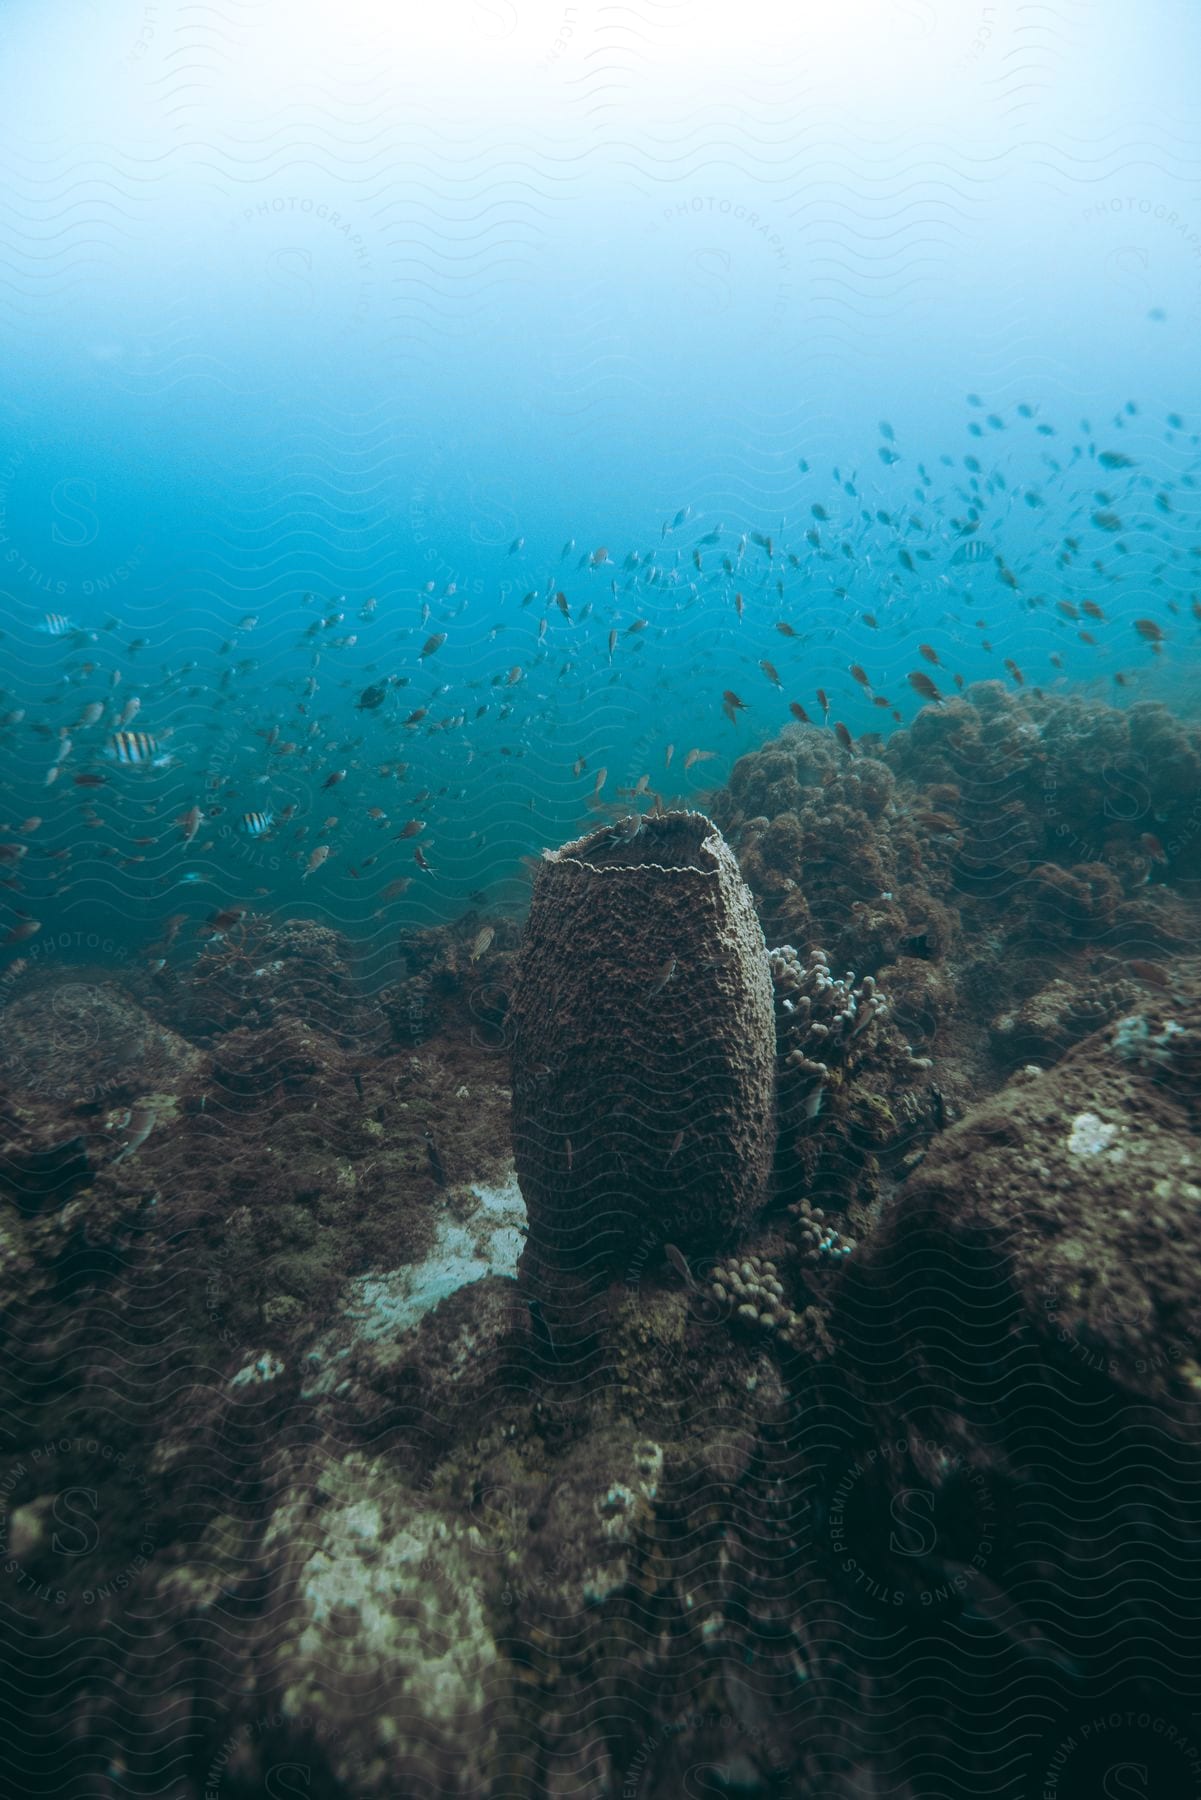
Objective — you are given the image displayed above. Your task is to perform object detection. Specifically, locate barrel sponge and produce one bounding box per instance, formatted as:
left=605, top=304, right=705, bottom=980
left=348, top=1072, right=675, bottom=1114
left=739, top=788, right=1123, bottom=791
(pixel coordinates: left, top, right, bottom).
left=510, top=811, right=777, bottom=1297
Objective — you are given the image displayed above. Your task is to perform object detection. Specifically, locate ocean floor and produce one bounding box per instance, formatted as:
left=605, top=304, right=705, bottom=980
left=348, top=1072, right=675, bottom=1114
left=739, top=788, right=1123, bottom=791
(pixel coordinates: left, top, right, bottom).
left=1, top=682, right=1199, bottom=1798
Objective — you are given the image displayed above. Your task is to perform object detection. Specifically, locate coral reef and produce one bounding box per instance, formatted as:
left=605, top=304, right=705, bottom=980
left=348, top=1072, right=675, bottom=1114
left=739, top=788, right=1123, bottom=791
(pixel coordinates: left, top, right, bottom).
left=709, top=1250, right=836, bottom=1355
left=0, top=970, right=205, bottom=1103
left=713, top=686, right=1200, bottom=1109
left=253, top=1452, right=508, bottom=1798
left=989, top=973, right=1140, bottom=1068
left=383, top=914, right=518, bottom=1050
left=712, top=725, right=960, bottom=975
left=771, top=943, right=892, bottom=1108
left=767, top=941, right=938, bottom=1252
left=1, top=685, right=1199, bottom=1798
left=168, top=916, right=375, bottom=1046
left=842, top=995, right=1201, bottom=1409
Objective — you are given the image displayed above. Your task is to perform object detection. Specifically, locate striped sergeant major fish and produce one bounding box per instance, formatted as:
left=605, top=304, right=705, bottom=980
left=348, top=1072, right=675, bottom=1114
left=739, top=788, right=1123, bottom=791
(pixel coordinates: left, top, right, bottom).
left=949, top=540, right=995, bottom=565
left=36, top=612, right=77, bottom=636
left=241, top=809, right=274, bottom=837
left=104, top=730, right=173, bottom=769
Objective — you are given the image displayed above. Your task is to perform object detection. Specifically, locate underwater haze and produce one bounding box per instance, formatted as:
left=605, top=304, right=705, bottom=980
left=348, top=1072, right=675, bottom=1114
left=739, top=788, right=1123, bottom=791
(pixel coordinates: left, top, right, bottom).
left=2, top=0, right=1200, bottom=971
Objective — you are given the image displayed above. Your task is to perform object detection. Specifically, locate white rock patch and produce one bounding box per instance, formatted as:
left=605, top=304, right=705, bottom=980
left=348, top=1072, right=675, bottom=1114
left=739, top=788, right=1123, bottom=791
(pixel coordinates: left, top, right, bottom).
left=302, top=1166, right=527, bottom=1396
left=1066, top=1111, right=1118, bottom=1157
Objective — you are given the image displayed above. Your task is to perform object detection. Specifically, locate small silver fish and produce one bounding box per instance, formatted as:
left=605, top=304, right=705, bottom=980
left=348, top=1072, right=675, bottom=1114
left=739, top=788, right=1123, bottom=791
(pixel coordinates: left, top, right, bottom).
left=111, top=1106, right=157, bottom=1165
left=647, top=955, right=677, bottom=997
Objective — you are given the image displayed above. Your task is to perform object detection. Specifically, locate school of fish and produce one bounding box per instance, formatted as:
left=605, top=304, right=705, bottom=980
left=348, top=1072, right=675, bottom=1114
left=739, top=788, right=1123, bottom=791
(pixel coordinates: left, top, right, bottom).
left=1, top=396, right=1196, bottom=958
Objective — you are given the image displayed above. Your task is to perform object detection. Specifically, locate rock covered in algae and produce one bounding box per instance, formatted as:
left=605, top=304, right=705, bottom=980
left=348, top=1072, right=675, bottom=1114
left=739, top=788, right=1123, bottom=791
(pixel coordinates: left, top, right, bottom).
left=255, top=1452, right=505, bottom=1798
left=0, top=973, right=204, bottom=1105
left=843, top=996, right=1201, bottom=1410
left=510, top=811, right=776, bottom=1307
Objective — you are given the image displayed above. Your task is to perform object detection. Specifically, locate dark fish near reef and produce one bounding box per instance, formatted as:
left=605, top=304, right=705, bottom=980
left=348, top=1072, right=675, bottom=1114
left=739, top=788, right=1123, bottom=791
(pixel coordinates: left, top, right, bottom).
left=908, top=671, right=944, bottom=704
left=424, top=1129, right=446, bottom=1186
left=1126, top=960, right=1171, bottom=989
left=205, top=907, right=246, bottom=932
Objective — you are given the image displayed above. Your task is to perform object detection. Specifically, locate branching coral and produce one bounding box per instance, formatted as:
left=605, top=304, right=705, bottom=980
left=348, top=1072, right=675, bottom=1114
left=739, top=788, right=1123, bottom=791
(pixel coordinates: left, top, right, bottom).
left=770, top=946, right=892, bottom=1119
left=763, top=942, right=937, bottom=1266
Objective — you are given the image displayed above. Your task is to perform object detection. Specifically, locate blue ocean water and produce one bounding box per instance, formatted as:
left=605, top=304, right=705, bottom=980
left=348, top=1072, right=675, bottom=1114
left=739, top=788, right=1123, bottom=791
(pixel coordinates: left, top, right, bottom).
left=1, top=0, right=1200, bottom=977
